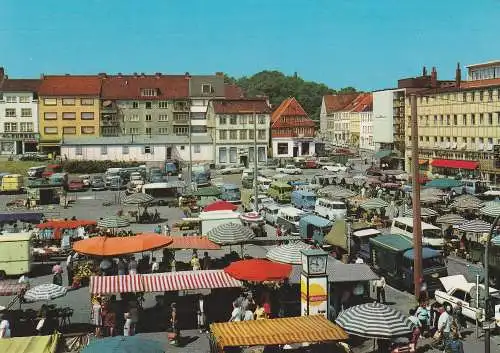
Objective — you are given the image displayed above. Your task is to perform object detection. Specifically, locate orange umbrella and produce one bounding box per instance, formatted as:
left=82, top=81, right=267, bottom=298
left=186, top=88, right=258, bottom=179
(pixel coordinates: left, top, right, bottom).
left=37, top=220, right=96, bottom=229
left=73, top=235, right=173, bottom=256
left=163, top=235, right=221, bottom=250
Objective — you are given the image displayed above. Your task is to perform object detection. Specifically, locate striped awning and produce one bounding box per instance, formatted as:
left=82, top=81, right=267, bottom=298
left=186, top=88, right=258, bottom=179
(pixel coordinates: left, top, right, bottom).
left=457, top=219, right=492, bottom=233
left=89, top=275, right=144, bottom=295
left=0, top=281, right=28, bottom=297
left=210, top=315, right=348, bottom=348
left=97, top=216, right=130, bottom=229
left=403, top=207, right=438, bottom=218
left=436, top=213, right=466, bottom=225
left=360, top=198, right=389, bottom=210
left=142, top=270, right=242, bottom=292
left=481, top=201, right=500, bottom=217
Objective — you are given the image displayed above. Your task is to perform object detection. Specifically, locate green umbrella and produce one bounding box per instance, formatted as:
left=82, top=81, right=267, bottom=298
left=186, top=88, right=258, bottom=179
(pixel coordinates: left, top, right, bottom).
left=82, top=336, right=164, bottom=353
left=480, top=201, right=500, bottom=217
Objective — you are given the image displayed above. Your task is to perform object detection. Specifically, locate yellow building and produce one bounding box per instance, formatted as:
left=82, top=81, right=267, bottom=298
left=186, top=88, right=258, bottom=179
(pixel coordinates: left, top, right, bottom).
left=38, top=75, right=101, bottom=153
left=405, top=61, right=500, bottom=184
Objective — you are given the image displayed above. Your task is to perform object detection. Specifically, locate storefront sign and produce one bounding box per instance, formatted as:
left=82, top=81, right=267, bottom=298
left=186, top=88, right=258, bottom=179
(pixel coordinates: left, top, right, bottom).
left=301, top=274, right=328, bottom=317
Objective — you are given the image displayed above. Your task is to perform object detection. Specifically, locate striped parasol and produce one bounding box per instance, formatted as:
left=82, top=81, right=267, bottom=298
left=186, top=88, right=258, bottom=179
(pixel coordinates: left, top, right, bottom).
left=403, top=207, right=438, bottom=218
left=122, top=193, right=154, bottom=205
left=240, top=211, right=264, bottom=223
left=207, top=222, right=255, bottom=245
left=318, top=186, right=357, bottom=199
left=97, top=216, right=130, bottom=229
left=457, top=219, right=492, bottom=233
left=420, top=195, right=442, bottom=204
left=24, top=283, right=67, bottom=302
left=360, top=198, right=389, bottom=210
left=385, top=201, right=399, bottom=220
left=480, top=201, right=500, bottom=217
left=435, top=213, right=466, bottom=225
left=266, top=241, right=312, bottom=265
left=450, top=196, right=483, bottom=210
left=335, top=302, right=412, bottom=339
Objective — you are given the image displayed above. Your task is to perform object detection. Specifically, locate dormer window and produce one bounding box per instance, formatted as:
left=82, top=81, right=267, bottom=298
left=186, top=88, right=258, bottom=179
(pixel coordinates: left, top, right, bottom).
left=201, top=84, right=214, bottom=94
left=141, top=88, right=158, bottom=97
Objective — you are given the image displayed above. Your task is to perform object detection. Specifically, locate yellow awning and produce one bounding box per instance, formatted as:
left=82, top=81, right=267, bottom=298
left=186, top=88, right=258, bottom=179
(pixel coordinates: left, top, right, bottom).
left=210, top=315, right=348, bottom=348
left=324, top=220, right=347, bottom=250
left=0, top=333, right=59, bottom=353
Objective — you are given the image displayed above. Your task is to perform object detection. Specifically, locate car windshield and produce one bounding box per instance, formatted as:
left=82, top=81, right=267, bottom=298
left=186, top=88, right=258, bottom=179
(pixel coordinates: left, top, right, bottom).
left=423, top=229, right=442, bottom=239
left=423, top=256, right=444, bottom=268
left=305, top=196, right=316, bottom=201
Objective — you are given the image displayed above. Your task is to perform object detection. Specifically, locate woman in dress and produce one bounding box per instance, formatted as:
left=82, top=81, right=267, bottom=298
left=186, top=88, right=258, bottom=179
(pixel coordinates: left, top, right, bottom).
left=91, top=296, right=102, bottom=337
left=0, top=313, right=11, bottom=338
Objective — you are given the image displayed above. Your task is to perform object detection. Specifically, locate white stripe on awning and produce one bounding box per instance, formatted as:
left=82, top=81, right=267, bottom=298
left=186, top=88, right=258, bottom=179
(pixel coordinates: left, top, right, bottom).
left=89, top=275, right=144, bottom=295
left=142, top=270, right=242, bottom=292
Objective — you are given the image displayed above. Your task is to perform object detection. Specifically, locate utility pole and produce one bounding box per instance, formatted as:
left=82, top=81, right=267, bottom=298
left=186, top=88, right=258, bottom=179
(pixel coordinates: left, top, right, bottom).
left=484, top=215, right=500, bottom=353
left=410, top=94, right=423, bottom=300
left=253, top=109, right=259, bottom=212
left=187, top=75, right=193, bottom=191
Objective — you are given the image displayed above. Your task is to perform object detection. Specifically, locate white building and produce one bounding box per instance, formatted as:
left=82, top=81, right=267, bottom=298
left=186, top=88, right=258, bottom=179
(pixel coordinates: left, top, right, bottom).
left=0, top=78, right=41, bottom=154
left=372, top=88, right=405, bottom=153
left=207, top=99, right=271, bottom=165
left=61, top=135, right=213, bottom=163
left=359, top=111, right=374, bottom=151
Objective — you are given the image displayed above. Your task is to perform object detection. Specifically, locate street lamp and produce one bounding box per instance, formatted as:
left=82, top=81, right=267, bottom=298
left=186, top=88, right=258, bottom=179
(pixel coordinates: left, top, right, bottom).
left=483, top=214, right=500, bottom=353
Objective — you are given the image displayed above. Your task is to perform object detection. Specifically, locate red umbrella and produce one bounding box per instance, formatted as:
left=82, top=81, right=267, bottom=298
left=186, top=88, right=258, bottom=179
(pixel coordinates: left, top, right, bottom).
left=224, top=259, right=292, bottom=282
left=203, top=200, right=238, bottom=212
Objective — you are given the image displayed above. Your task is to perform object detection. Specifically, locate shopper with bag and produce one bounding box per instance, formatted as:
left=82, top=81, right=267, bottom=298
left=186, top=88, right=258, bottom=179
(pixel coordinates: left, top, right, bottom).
left=435, top=305, right=453, bottom=349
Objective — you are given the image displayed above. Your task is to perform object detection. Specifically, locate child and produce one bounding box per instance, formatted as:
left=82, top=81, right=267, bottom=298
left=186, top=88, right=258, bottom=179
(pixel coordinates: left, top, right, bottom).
left=123, top=312, right=133, bottom=336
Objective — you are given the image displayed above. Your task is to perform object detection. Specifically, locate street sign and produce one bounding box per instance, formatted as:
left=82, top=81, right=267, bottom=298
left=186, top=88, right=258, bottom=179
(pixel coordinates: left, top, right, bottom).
left=482, top=320, right=496, bottom=330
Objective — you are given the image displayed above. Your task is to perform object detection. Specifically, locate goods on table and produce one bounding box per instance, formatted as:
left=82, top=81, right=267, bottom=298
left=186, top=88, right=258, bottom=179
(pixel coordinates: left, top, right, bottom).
left=73, top=261, right=95, bottom=287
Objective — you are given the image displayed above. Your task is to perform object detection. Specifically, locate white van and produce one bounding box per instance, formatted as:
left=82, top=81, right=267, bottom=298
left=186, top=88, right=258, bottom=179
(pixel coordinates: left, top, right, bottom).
left=262, top=204, right=282, bottom=225
left=314, top=198, right=347, bottom=221
left=257, top=176, right=272, bottom=192
left=391, top=217, right=443, bottom=248
left=199, top=211, right=242, bottom=234
left=276, top=207, right=306, bottom=235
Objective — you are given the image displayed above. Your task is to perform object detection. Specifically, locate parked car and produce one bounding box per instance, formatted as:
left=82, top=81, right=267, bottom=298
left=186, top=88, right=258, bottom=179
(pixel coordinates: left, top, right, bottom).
left=321, top=163, right=347, bottom=172
left=276, top=165, right=302, bottom=175
left=219, top=165, right=245, bottom=175
left=19, top=152, right=49, bottom=161
left=79, top=175, right=91, bottom=187
left=91, top=176, right=107, bottom=191
left=68, top=179, right=86, bottom=191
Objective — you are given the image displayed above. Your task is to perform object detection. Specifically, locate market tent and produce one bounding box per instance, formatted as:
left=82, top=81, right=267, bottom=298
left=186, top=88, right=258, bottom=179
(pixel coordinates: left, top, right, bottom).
left=403, top=207, right=438, bottom=218
left=142, top=270, right=242, bottom=292
left=324, top=220, right=347, bottom=250
left=203, top=200, right=238, bottom=212
left=360, top=198, right=389, bottom=210
left=266, top=241, right=312, bottom=265
left=97, top=216, right=130, bottom=229
left=425, top=178, right=463, bottom=189
left=210, top=315, right=348, bottom=348
left=0, top=333, right=59, bottom=353
left=435, top=213, right=466, bottom=225
left=207, top=223, right=255, bottom=245
left=318, top=186, right=357, bottom=199
left=24, top=284, right=67, bottom=302
left=240, top=211, right=264, bottom=223
left=450, top=197, right=483, bottom=210
left=89, top=275, right=144, bottom=295
left=82, top=336, right=164, bottom=353
left=224, top=259, right=292, bottom=282
left=73, top=235, right=173, bottom=256
left=457, top=219, right=492, bottom=233
left=0, top=212, right=44, bottom=223
left=289, top=259, right=378, bottom=284
left=481, top=201, right=500, bottom=217
left=121, top=193, right=154, bottom=205
left=165, top=236, right=221, bottom=250
left=0, top=280, right=28, bottom=296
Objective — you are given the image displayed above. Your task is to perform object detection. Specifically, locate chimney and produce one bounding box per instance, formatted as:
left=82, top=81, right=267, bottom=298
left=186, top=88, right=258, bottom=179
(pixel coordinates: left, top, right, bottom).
left=215, top=72, right=224, bottom=77
left=430, top=67, right=437, bottom=88
left=117, top=72, right=123, bottom=78
left=0, top=67, right=4, bottom=82
left=184, top=72, right=190, bottom=79
left=98, top=72, right=107, bottom=78
left=140, top=72, right=145, bottom=77
left=422, top=66, right=427, bottom=76
left=40, top=74, right=45, bottom=79
left=155, top=72, right=161, bottom=79
left=133, top=72, right=138, bottom=78
left=455, top=62, right=461, bottom=88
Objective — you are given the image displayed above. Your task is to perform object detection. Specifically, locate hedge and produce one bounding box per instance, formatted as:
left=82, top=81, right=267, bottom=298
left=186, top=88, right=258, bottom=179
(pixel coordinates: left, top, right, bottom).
left=62, top=160, right=142, bottom=174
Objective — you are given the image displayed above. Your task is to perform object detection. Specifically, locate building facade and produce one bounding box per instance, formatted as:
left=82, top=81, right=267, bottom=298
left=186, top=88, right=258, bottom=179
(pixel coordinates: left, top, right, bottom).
left=404, top=61, right=500, bottom=183
left=207, top=99, right=271, bottom=166
left=271, top=97, right=316, bottom=158
left=38, top=75, right=102, bottom=152
left=372, top=89, right=406, bottom=154
left=0, top=78, right=41, bottom=154
left=359, top=109, right=374, bottom=151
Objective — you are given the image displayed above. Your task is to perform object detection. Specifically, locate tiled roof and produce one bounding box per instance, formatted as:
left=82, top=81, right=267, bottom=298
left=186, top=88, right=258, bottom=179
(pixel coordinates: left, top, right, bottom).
left=224, top=83, right=245, bottom=99
left=323, top=93, right=359, bottom=114
left=212, top=99, right=270, bottom=114
left=271, top=97, right=308, bottom=123
left=0, top=79, right=41, bottom=93
left=38, top=75, right=102, bottom=96
left=101, top=75, right=189, bottom=100
left=343, top=92, right=373, bottom=112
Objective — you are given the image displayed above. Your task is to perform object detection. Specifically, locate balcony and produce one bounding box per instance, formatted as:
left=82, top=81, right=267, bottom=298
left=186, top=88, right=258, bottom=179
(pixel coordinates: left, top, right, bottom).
left=173, top=113, right=189, bottom=124
left=173, top=102, right=189, bottom=112
left=100, top=119, right=120, bottom=127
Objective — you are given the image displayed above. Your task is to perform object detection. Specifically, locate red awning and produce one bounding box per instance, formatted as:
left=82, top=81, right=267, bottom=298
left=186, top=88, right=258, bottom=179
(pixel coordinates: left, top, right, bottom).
left=431, top=159, right=479, bottom=170
left=203, top=200, right=238, bottom=212
left=89, top=275, right=144, bottom=295
left=0, top=281, right=28, bottom=297
left=224, top=259, right=292, bottom=282
left=142, top=270, right=242, bottom=292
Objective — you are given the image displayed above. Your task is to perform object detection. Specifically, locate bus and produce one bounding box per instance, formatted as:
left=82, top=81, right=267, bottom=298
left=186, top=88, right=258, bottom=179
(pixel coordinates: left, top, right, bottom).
left=276, top=206, right=307, bottom=235
left=267, top=181, right=293, bottom=203
left=314, top=198, right=347, bottom=221
left=390, top=217, right=443, bottom=248
left=142, top=182, right=185, bottom=206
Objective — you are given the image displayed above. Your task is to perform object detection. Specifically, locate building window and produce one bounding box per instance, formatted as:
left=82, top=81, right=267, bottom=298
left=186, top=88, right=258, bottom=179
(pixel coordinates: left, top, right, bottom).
left=191, top=126, right=207, bottom=133
left=201, top=84, right=213, bottom=94
left=101, top=146, right=107, bottom=155
left=129, top=127, right=139, bottom=134
left=132, top=102, right=139, bottom=109
left=462, top=93, right=467, bottom=102
left=219, top=130, right=227, bottom=140
left=6, top=96, right=17, bottom=103
left=488, top=113, right=493, bottom=125
left=129, top=114, right=139, bottom=122
left=141, top=88, right=158, bottom=97
left=81, top=98, right=94, bottom=105
left=479, top=91, right=484, bottom=101
left=239, top=116, right=247, bottom=124
left=63, top=126, right=76, bottom=135
left=44, top=112, right=57, bottom=120
left=258, top=129, right=266, bottom=140
left=219, top=147, right=227, bottom=163
left=75, top=146, right=83, bottom=155
left=446, top=115, right=450, bottom=125
left=174, top=126, right=189, bottom=135
left=144, top=146, right=152, bottom=154
left=158, top=127, right=169, bottom=134
left=44, top=98, right=57, bottom=105
left=277, top=143, right=288, bottom=155
left=479, top=113, right=484, bottom=124
left=19, top=96, right=30, bottom=103
left=20, top=122, right=34, bottom=132
left=219, top=117, right=226, bottom=125
left=453, top=115, right=458, bottom=125
left=62, top=98, right=75, bottom=105
left=230, top=116, right=237, bottom=125
left=239, top=130, right=247, bottom=140
left=229, top=147, right=237, bottom=163
left=158, top=101, right=168, bottom=109
left=81, top=126, right=95, bottom=134
left=5, top=109, right=16, bottom=117
left=258, top=146, right=266, bottom=162
left=62, top=112, right=76, bottom=120
left=21, top=108, right=32, bottom=117
left=44, top=127, right=58, bottom=134
left=145, top=102, right=152, bottom=109
left=145, top=114, right=152, bottom=121
left=471, top=91, right=475, bottom=102
left=81, top=112, right=94, bottom=120
left=194, top=144, right=201, bottom=153
left=249, top=130, right=255, bottom=139
left=462, top=114, right=467, bottom=125
left=122, top=146, right=129, bottom=154
left=258, top=115, right=266, bottom=124
left=3, top=123, right=10, bottom=132
left=145, top=127, right=152, bottom=134
left=159, top=114, right=168, bottom=121
left=180, top=146, right=185, bottom=150
left=229, top=130, right=237, bottom=140
left=471, top=114, right=476, bottom=125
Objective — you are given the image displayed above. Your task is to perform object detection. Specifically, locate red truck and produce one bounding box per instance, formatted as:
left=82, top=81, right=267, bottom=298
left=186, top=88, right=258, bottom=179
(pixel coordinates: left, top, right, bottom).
left=41, top=164, right=63, bottom=178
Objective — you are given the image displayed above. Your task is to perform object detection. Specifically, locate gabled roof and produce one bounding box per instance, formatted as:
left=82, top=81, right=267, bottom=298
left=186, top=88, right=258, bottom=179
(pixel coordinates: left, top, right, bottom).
left=342, top=92, right=372, bottom=112
left=212, top=99, right=270, bottom=114
left=271, top=97, right=308, bottom=123
left=322, top=93, right=359, bottom=114
left=224, top=83, right=245, bottom=99
left=38, top=75, right=102, bottom=97
left=101, top=75, right=189, bottom=100
left=0, top=79, right=41, bottom=93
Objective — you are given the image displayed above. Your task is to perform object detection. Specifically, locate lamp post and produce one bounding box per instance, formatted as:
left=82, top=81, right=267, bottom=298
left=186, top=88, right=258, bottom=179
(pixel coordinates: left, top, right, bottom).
left=484, top=214, right=500, bottom=353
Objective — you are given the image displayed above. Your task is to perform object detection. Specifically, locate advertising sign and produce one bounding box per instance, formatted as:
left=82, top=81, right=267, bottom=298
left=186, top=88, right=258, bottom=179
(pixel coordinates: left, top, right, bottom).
left=301, top=274, right=328, bottom=317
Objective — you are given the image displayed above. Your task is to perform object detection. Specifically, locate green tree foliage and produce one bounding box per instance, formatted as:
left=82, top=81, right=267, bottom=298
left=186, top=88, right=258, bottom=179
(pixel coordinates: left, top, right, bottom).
left=225, top=71, right=357, bottom=120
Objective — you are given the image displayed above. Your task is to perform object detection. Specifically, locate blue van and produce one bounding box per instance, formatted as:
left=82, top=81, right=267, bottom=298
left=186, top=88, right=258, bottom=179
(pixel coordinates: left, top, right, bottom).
left=299, top=214, right=332, bottom=244
left=291, top=190, right=316, bottom=210
left=220, top=184, right=241, bottom=203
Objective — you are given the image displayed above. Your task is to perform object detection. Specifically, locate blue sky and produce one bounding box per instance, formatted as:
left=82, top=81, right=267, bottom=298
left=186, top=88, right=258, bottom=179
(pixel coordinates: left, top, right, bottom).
left=2, top=0, right=499, bottom=90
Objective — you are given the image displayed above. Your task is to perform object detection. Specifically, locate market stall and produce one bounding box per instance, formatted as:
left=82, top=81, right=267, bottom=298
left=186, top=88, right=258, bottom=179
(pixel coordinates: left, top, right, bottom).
left=0, top=333, right=60, bottom=353
left=142, top=270, right=242, bottom=292
left=89, top=274, right=144, bottom=295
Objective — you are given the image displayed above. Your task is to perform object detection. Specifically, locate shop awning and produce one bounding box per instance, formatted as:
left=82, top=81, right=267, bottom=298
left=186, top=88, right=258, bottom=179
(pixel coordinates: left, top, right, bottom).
left=0, top=333, right=59, bottom=353
left=0, top=281, right=28, bottom=296
left=210, top=315, right=348, bottom=348
left=165, top=236, right=221, bottom=250
left=89, top=275, right=144, bottom=295
left=374, top=149, right=392, bottom=159
left=142, top=270, right=242, bottom=292
left=430, top=159, right=479, bottom=170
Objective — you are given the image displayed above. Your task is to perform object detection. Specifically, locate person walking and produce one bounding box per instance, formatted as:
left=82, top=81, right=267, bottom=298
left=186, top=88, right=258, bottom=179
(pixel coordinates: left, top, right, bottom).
left=202, top=251, right=211, bottom=270
left=66, top=256, right=74, bottom=287
left=0, top=313, right=11, bottom=338
left=197, top=294, right=206, bottom=333
left=416, top=301, right=430, bottom=335
left=117, top=258, right=127, bottom=276
left=190, top=253, right=201, bottom=271
left=373, top=276, right=386, bottom=304
left=169, top=302, right=179, bottom=345
left=437, top=305, right=453, bottom=350
left=128, top=257, right=138, bottom=275
left=408, top=308, right=421, bottom=350
left=151, top=257, right=160, bottom=273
